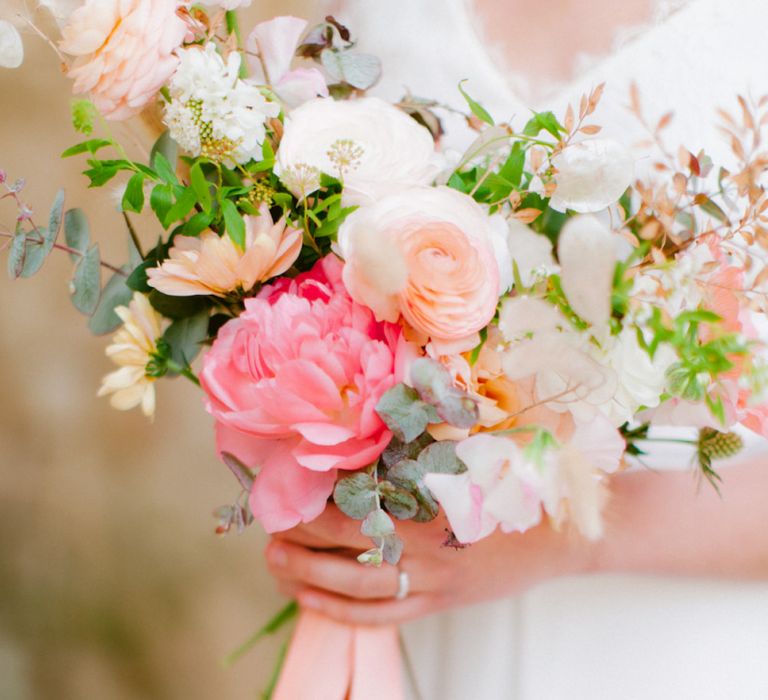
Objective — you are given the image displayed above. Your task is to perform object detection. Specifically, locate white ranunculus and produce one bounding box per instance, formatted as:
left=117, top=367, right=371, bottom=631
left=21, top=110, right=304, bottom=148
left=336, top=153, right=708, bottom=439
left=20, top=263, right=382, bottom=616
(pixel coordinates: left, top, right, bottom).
left=558, top=215, right=616, bottom=330
left=275, top=97, right=441, bottom=205
left=550, top=138, right=634, bottom=213
left=594, top=328, right=677, bottom=425
left=0, top=20, right=23, bottom=69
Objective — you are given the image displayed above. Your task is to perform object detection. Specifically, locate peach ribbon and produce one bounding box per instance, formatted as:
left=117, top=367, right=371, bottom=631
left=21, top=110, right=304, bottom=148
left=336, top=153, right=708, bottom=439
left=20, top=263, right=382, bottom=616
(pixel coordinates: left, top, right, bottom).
left=273, top=609, right=404, bottom=700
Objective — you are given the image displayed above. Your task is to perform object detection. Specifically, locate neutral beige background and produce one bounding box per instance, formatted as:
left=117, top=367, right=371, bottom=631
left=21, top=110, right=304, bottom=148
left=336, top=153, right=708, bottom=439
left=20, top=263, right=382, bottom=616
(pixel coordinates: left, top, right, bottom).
left=0, top=3, right=321, bottom=698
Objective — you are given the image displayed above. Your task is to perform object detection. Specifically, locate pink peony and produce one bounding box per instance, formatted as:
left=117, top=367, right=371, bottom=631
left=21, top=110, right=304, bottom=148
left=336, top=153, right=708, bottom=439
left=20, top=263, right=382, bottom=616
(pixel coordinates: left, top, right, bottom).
left=200, top=255, right=412, bottom=532
left=60, top=0, right=187, bottom=120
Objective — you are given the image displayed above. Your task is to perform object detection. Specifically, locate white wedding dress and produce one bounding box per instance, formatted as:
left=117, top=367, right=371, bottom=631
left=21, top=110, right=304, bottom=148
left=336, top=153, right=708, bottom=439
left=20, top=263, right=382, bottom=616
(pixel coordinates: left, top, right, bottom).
left=329, top=1, right=768, bottom=698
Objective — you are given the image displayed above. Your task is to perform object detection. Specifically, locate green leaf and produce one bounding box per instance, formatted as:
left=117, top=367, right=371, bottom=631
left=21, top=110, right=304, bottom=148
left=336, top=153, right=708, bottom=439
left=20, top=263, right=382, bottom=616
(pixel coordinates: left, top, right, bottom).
left=499, top=142, right=525, bottom=187
left=458, top=80, right=494, bottom=125
left=694, top=194, right=729, bottom=225
left=361, top=509, right=395, bottom=538
left=410, top=358, right=479, bottom=429
left=150, top=184, right=174, bottom=226
left=64, top=209, right=90, bottom=261
left=321, top=49, right=382, bottom=89
left=48, top=189, right=65, bottom=246
left=150, top=131, right=178, bottom=173
left=386, top=459, right=439, bottom=523
left=333, top=473, right=378, bottom=519
left=163, top=187, right=197, bottom=227
left=378, top=481, right=419, bottom=520
left=375, top=383, right=440, bottom=443
left=152, top=151, right=178, bottom=186
left=190, top=162, right=213, bottom=213
left=221, top=199, right=246, bottom=248
left=7, top=231, right=26, bottom=280
left=88, top=268, right=133, bottom=335
left=122, top=172, right=146, bottom=213
left=163, top=310, right=209, bottom=368
left=148, top=289, right=208, bottom=320
left=380, top=533, right=404, bottom=566
left=177, top=210, right=215, bottom=237
left=523, top=110, right=564, bottom=139
left=381, top=433, right=434, bottom=469
left=71, top=244, right=101, bottom=315
left=61, top=139, right=113, bottom=158
left=223, top=601, right=298, bottom=668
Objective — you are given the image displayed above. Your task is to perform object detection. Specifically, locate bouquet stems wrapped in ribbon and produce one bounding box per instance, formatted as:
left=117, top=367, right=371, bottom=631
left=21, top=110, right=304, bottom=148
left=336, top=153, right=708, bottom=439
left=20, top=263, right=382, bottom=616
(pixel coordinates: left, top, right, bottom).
left=3, top=3, right=768, bottom=697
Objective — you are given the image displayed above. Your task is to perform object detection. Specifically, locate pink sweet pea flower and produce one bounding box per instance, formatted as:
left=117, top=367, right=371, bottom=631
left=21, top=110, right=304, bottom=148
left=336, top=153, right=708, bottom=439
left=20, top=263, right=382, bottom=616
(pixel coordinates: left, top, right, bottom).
left=246, top=16, right=328, bottom=108
left=200, top=255, right=416, bottom=532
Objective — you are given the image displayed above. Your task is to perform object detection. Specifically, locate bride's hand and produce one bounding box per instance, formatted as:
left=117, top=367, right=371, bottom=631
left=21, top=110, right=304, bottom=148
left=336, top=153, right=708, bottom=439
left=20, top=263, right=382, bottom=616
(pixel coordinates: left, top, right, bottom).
left=265, top=505, right=596, bottom=625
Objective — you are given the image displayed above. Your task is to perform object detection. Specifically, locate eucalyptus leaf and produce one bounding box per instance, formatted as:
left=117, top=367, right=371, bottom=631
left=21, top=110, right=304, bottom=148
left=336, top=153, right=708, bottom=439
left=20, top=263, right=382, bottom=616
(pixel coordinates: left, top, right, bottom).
left=321, top=49, right=382, bottom=89
left=378, top=481, right=419, bottom=520
left=381, top=433, right=434, bottom=469
left=381, top=533, right=404, bottom=566
left=64, top=209, right=90, bottom=261
left=360, top=509, right=395, bottom=538
left=48, top=189, right=65, bottom=245
left=88, top=268, right=133, bottom=335
left=7, top=230, right=26, bottom=279
left=70, top=244, right=101, bottom=314
left=375, top=383, right=439, bottom=443
left=333, top=472, right=377, bottom=519
left=163, top=310, right=209, bottom=368
left=417, top=441, right=466, bottom=475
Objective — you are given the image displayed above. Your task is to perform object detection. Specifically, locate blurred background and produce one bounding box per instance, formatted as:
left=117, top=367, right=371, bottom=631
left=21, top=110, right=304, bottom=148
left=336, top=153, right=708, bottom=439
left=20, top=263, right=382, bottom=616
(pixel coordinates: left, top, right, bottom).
left=0, top=3, right=323, bottom=698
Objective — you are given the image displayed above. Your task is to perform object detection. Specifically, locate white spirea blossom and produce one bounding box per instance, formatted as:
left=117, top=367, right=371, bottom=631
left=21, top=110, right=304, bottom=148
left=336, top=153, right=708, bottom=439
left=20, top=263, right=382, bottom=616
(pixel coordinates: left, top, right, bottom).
left=550, top=139, right=634, bottom=213
left=275, top=97, right=442, bottom=205
left=164, top=44, right=279, bottom=165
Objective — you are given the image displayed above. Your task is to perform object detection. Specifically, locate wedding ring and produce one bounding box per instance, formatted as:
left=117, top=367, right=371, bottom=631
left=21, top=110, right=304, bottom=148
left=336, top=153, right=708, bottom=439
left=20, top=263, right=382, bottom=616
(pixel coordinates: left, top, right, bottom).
left=395, top=569, right=410, bottom=601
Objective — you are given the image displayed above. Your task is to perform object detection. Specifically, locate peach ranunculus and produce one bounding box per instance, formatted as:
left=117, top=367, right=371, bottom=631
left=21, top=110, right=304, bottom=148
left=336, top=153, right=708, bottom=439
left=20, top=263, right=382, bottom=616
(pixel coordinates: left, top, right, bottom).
left=200, top=255, right=415, bottom=532
left=338, top=186, right=510, bottom=354
left=59, top=0, right=187, bottom=120
left=146, top=205, right=302, bottom=297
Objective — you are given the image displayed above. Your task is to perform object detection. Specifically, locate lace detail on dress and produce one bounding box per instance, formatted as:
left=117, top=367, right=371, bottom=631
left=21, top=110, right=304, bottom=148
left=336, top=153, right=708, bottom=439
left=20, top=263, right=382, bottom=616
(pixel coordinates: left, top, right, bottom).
left=460, top=0, right=694, bottom=105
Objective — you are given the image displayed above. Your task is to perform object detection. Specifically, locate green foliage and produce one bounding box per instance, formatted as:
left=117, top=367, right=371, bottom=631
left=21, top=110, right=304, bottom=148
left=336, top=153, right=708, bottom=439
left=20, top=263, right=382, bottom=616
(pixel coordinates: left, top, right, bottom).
left=150, top=131, right=178, bottom=173
left=375, top=383, right=440, bottom=443
left=619, top=422, right=651, bottom=457
left=6, top=229, right=26, bottom=280
left=458, top=80, right=494, bottom=125
left=223, top=601, right=298, bottom=669
left=61, top=139, right=113, bottom=158
left=148, top=289, right=208, bottom=320
left=522, top=110, right=565, bottom=139
left=88, top=268, right=133, bottom=335
left=64, top=209, right=90, bottom=261
left=411, top=358, right=479, bottom=428
left=70, top=244, right=101, bottom=314
left=333, top=472, right=378, bottom=519
left=122, top=172, right=146, bottom=214
left=162, top=310, right=209, bottom=369
left=221, top=198, right=245, bottom=248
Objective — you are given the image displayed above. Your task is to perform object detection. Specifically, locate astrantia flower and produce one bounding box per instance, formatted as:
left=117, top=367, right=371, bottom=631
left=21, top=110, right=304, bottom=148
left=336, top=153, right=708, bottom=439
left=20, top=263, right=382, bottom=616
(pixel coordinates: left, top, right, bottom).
left=59, top=0, right=187, bottom=120
left=550, top=139, right=634, bottom=213
left=147, top=204, right=302, bottom=297
left=275, top=97, right=441, bottom=205
left=200, top=255, right=417, bottom=532
left=164, top=43, right=280, bottom=165
left=98, top=293, right=164, bottom=418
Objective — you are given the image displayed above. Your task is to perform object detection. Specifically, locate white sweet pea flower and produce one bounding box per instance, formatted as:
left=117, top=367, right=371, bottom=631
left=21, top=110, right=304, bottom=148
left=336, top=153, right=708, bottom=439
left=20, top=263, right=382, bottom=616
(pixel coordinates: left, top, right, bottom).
left=424, top=434, right=545, bottom=543
left=275, top=97, right=442, bottom=205
left=558, top=215, right=616, bottom=330
left=0, top=20, right=23, bottom=68
left=246, top=16, right=328, bottom=108
left=550, top=138, right=634, bottom=213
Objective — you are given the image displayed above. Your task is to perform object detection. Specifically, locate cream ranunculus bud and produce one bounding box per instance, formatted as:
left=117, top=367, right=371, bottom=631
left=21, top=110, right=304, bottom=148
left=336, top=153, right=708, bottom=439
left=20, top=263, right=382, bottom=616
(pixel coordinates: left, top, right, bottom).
left=275, top=97, right=441, bottom=205
left=550, top=139, right=634, bottom=213
left=557, top=215, right=616, bottom=329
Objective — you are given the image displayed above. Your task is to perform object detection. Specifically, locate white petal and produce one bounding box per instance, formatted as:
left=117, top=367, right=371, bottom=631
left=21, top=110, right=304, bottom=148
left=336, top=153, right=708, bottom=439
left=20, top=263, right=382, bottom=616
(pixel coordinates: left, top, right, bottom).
left=498, top=296, right=564, bottom=341
left=0, top=21, right=23, bottom=69
left=550, top=139, right=634, bottom=213
left=558, top=215, right=615, bottom=328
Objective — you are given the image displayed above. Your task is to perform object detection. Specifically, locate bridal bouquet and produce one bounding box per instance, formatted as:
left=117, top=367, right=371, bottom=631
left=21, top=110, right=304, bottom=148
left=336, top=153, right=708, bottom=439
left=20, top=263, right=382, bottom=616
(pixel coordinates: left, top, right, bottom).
left=3, top=2, right=768, bottom=697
